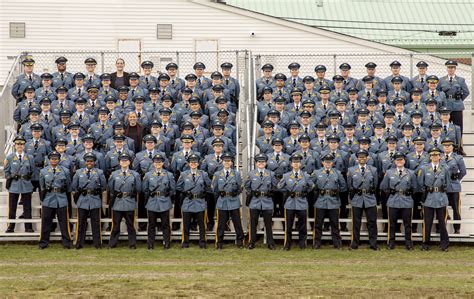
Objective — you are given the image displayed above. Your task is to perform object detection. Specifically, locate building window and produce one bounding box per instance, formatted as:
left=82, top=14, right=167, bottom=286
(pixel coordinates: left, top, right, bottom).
left=157, top=24, right=172, bottom=39
left=10, top=22, right=25, bottom=38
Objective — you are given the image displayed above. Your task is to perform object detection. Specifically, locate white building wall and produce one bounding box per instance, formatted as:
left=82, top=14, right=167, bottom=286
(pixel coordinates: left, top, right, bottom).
left=0, top=0, right=409, bottom=83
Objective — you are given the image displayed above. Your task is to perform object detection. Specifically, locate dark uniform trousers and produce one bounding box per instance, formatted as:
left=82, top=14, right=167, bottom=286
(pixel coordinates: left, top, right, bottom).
left=451, top=111, right=463, bottom=134
left=109, top=211, right=136, bottom=247
left=248, top=209, right=274, bottom=246
left=205, top=193, right=216, bottom=230
left=423, top=206, right=449, bottom=250
left=284, top=209, right=307, bottom=248
left=339, top=186, right=349, bottom=231
left=412, top=192, right=424, bottom=231
left=39, top=206, right=72, bottom=248
left=351, top=205, right=377, bottom=248
left=388, top=207, right=412, bottom=247
left=314, top=208, right=340, bottom=247
left=9, top=192, right=32, bottom=230
left=148, top=210, right=170, bottom=248
left=216, top=209, right=244, bottom=246
left=76, top=208, right=101, bottom=248
left=447, top=192, right=461, bottom=231
left=182, top=211, right=206, bottom=246
left=138, top=192, right=148, bottom=231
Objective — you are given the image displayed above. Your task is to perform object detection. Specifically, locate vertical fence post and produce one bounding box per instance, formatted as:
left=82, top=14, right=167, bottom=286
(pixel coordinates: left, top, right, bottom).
left=176, top=52, right=180, bottom=77
left=471, top=53, right=474, bottom=112
left=235, top=50, right=240, bottom=84
left=100, top=52, right=105, bottom=74
left=409, top=53, right=414, bottom=78
left=333, top=54, right=337, bottom=76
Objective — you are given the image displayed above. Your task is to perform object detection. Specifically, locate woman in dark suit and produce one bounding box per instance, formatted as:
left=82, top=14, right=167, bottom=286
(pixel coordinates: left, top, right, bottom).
left=110, top=58, right=130, bottom=89
left=124, top=111, right=145, bottom=153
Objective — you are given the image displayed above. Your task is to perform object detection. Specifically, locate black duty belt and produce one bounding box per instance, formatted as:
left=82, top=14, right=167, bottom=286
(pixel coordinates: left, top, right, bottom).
left=356, top=189, right=375, bottom=195
left=427, top=187, right=446, bottom=193
left=186, top=193, right=204, bottom=199
left=451, top=174, right=459, bottom=180
left=82, top=190, right=101, bottom=196
left=116, top=192, right=136, bottom=198
left=47, top=187, right=66, bottom=193
left=12, top=174, right=32, bottom=180
left=319, top=189, right=338, bottom=196
left=252, top=191, right=272, bottom=197
left=219, top=191, right=239, bottom=197
left=290, top=192, right=307, bottom=198
left=390, top=189, right=412, bottom=196
left=150, top=191, right=169, bottom=197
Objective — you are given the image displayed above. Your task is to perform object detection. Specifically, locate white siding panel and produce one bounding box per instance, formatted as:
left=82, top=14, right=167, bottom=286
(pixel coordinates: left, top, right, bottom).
left=1, top=0, right=401, bottom=82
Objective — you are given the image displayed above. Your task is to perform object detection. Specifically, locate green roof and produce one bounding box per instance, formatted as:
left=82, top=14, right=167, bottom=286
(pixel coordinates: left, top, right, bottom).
left=225, top=0, right=474, bottom=49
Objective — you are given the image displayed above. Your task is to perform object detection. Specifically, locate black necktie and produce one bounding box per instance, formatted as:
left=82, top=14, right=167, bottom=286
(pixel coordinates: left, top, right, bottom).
left=449, top=77, right=453, bottom=83
left=445, top=154, right=449, bottom=160
left=91, top=101, right=95, bottom=108
left=123, top=171, right=126, bottom=176
left=260, top=171, right=264, bottom=179
left=138, top=112, right=141, bottom=118
left=148, top=152, right=152, bottom=159
left=89, top=76, right=92, bottom=84
left=53, top=168, right=56, bottom=174
left=226, top=79, right=229, bottom=86
left=362, top=125, right=365, bottom=132
left=226, top=171, right=229, bottom=179
left=73, top=140, right=77, bottom=146
left=217, top=156, right=220, bottom=163
left=146, top=77, right=149, bottom=84
left=399, top=169, right=402, bottom=176
left=361, top=166, right=365, bottom=175
left=293, top=79, right=296, bottom=87
left=294, top=172, right=298, bottom=179
left=378, top=138, right=381, bottom=143
left=417, top=154, right=421, bottom=160
left=421, top=77, right=424, bottom=83
left=337, top=92, right=341, bottom=97
left=396, top=92, right=399, bottom=98
left=432, top=91, right=435, bottom=98
left=351, top=103, right=355, bottom=111
left=163, top=125, right=167, bottom=133
left=18, top=155, right=22, bottom=163
left=390, top=152, right=394, bottom=159
left=60, top=102, right=64, bottom=110
left=416, top=127, right=421, bottom=135
left=367, top=91, right=370, bottom=98
left=279, top=90, right=282, bottom=96
left=333, top=127, right=337, bottom=133
left=198, top=78, right=202, bottom=86
left=293, top=139, right=297, bottom=146
left=415, top=104, right=418, bottom=110
left=382, top=105, right=385, bottom=112
left=101, top=124, right=105, bottom=132
left=444, top=125, right=448, bottom=134
left=118, top=150, right=122, bottom=156
left=131, top=90, right=135, bottom=96
left=192, top=173, right=196, bottom=182
left=79, top=114, right=83, bottom=122
left=45, top=90, right=48, bottom=96
left=326, top=170, right=330, bottom=175
left=349, top=140, right=353, bottom=146
left=266, top=79, right=269, bottom=84
left=78, top=89, right=81, bottom=96
left=434, top=166, right=437, bottom=173
left=185, top=151, right=189, bottom=158
left=303, top=152, right=307, bottom=158
left=45, top=114, right=48, bottom=122
left=34, top=140, right=38, bottom=149
left=323, top=104, right=327, bottom=110
left=434, top=140, right=438, bottom=147
left=305, top=127, right=308, bottom=134
left=276, top=153, right=280, bottom=162
left=87, top=170, right=91, bottom=179
left=60, top=73, right=64, bottom=81
left=172, top=79, right=175, bottom=86
left=320, top=140, right=324, bottom=147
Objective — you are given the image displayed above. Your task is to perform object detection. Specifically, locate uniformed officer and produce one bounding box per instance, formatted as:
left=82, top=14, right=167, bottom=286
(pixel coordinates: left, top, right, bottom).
left=25, top=123, right=51, bottom=191
left=4, top=136, right=36, bottom=233
left=212, top=153, right=244, bottom=249
left=38, top=151, right=72, bottom=249
left=194, top=62, right=212, bottom=91
left=143, top=153, right=176, bottom=250
left=347, top=150, right=379, bottom=250
left=52, top=57, right=74, bottom=89
left=314, top=65, right=333, bottom=91
left=312, top=154, right=347, bottom=249
left=410, top=61, right=429, bottom=91
left=439, top=60, right=470, bottom=134
left=278, top=154, right=315, bottom=250
left=245, top=154, right=278, bottom=250
left=266, top=138, right=290, bottom=217
left=177, top=154, right=211, bottom=249
left=364, top=62, right=386, bottom=92
left=384, top=61, right=412, bottom=92
left=380, top=152, right=418, bottom=250
left=71, top=152, right=107, bottom=249
left=108, top=155, right=141, bottom=250
left=256, top=63, right=275, bottom=98
left=12, top=58, right=41, bottom=103
left=139, top=61, right=157, bottom=89
left=167, top=62, right=186, bottom=91
left=418, top=148, right=450, bottom=251
left=442, top=138, right=466, bottom=234
left=84, top=57, right=102, bottom=88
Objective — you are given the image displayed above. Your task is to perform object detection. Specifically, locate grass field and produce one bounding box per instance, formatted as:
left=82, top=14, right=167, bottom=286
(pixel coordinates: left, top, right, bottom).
left=0, top=242, right=473, bottom=297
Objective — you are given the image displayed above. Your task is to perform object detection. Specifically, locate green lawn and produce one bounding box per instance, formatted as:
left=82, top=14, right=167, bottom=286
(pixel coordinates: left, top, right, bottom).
left=0, top=242, right=473, bottom=297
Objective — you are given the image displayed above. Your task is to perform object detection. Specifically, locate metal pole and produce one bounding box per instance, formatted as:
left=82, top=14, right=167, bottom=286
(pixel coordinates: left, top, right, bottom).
left=176, top=52, right=180, bottom=77
left=101, top=52, right=105, bottom=74
left=471, top=53, right=474, bottom=113
left=333, top=54, right=337, bottom=76
left=235, top=50, right=240, bottom=83
left=409, top=54, right=413, bottom=78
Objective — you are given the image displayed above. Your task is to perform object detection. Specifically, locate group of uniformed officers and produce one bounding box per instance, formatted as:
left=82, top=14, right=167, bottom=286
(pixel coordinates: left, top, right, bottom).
left=4, top=56, right=469, bottom=252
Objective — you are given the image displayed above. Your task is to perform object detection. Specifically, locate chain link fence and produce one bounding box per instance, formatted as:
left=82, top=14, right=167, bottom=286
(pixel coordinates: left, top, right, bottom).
left=254, top=52, right=473, bottom=109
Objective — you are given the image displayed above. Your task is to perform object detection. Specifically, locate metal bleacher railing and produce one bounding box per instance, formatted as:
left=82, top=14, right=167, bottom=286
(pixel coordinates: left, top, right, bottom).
left=0, top=50, right=473, bottom=243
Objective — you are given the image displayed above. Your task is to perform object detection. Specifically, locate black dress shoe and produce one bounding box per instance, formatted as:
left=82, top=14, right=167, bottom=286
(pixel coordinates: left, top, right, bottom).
left=237, top=244, right=244, bottom=249
left=63, top=245, right=71, bottom=249
left=405, top=246, right=413, bottom=251
left=5, top=226, right=14, bottom=233
left=454, top=229, right=460, bottom=234
left=105, top=225, right=112, bottom=232
left=25, top=228, right=34, bottom=233
left=147, top=245, right=154, bottom=251
left=387, top=244, right=395, bottom=250
left=349, top=245, right=358, bottom=250
left=216, top=244, right=223, bottom=250
left=283, top=245, right=291, bottom=251
left=299, top=245, right=307, bottom=250
left=421, top=244, right=429, bottom=251
left=181, top=243, right=189, bottom=249
left=163, top=243, right=170, bottom=250
left=247, top=243, right=255, bottom=250
left=441, top=247, right=449, bottom=252
left=370, top=245, right=380, bottom=251
left=129, top=245, right=137, bottom=250
left=75, top=245, right=83, bottom=250
left=38, top=245, right=46, bottom=250
left=18, top=213, right=24, bottom=219
left=267, top=244, right=276, bottom=250
left=313, top=244, right=321, bottom=250
left=95, top=246, right=102, bottom=250
left=199, top=244, right=207, bottom=249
